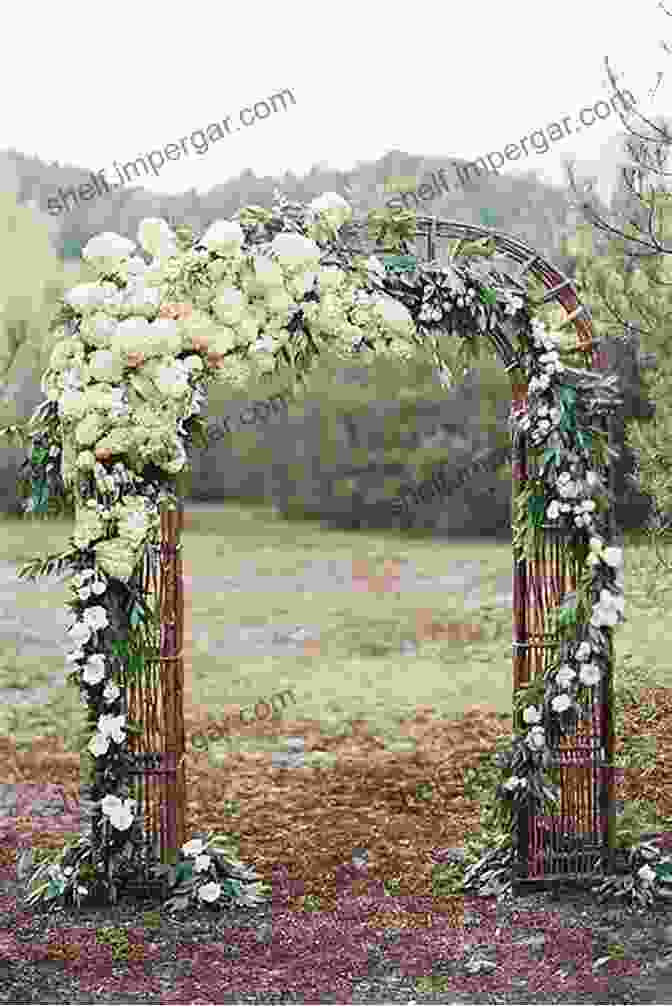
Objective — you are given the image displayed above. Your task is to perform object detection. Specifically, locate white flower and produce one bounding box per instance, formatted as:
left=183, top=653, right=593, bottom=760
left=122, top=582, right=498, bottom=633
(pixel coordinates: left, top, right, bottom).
left=83, top=605, right=109, bottom=632
left=88, top=732, right=110, bottom=757
left=103, top=681, right=121, bottom=704
left=270, top=232, right=321, bottom=268
left=153, top=361, right=190, bottom=398
left=202, top=220, right=244, bottom=254
left=97, top=713, right=126, bottom=743
left=590, top=588, right=625, bottom=630
left=82, top=654, right=106, bottom=686
left=182, top=838, right=207, bottom=857
left=503, top=775, right=524, bottom=792
left=374, top=295, right=414, bottom=333
left=86, top=349, right=126, bottom=384
left=546, top=499, right=562, bottom=521
left=212, top=286, right=246, bottom=325
left=109, top=804, right=134, bottom=830
left=65, top=647, right=86, bottom=666
left=83, top=232, right=136, bottom=271
left=526, top=725, right=546, bottom=750
left=100, top=795, right=136, bottom=831
left=579, top=663, right=602, bottom=687
left=523, top=705, right=541, bottom=724
left=68, top=620, right=92, bottom=648
left=638, top=864, right=657, bottom=886
left=249, top=255, right=285, bottom=292
left=602, top=546, right=624, bottom=569
left=100, top=794, right=123, bottom=817
left=575, top=641, right=592, bottom=662
left=308, top=191, right=353, bottom=229
left=137, top=218, right=176, bottom=259
left=194, top=853, right=212, bottom=873
left=551, top=693, right=572, bottom=713
left=318, top=266, right=346, bottom=291
left=555, top=664, right=576, bottom=689
left=197, top=881, right=221, bottom=903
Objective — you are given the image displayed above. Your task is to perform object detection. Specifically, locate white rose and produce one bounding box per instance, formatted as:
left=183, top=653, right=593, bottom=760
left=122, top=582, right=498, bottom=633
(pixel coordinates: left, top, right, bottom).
left=68, top=621, right=92, bottom=648
left=82, top=658, right=105, bottom=686
left=103, top=681, right=121, bottom=704
left=197, top=881, right=221, bottom=903
left=579, top=663, right=602, bottom=687
left=202, top=220, right=244, bottom=254
left=526, top=725, right=546, bottom=750
left=522, top=705, right=541, bottom=724
left=194, top=853, right=212, bottom=873
left=83, top=605, right=109, bottom=632
left=551, top=693, right=572, bottom=713
left=88, top=732, right=110, bottom=757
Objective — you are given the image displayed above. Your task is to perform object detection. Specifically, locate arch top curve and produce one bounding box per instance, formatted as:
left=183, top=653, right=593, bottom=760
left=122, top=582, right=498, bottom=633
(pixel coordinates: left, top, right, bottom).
left=341, top=214, right=603, bottom=378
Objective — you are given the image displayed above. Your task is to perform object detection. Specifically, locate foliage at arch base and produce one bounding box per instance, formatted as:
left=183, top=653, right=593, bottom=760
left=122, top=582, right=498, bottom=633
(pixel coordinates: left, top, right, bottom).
left=0, top=189, right=666, bottom=915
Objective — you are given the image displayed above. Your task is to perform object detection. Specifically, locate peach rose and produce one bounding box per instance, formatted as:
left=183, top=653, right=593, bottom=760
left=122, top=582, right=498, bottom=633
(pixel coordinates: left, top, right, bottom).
left=190, top=335, right=211, bottom=352
left=95, top=447, right=113, bottom=462
left=126, top=352, right=146, bottom=368
left=159, top=302, right=193, bottom=321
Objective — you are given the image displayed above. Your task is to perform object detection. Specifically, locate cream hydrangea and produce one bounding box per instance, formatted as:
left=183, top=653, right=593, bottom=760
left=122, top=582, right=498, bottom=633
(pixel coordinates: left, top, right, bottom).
left=73, top=505, right=107, bottom=549
left=308, top=191, right=353, bottom=230
left=211, top=286, right=246, bottom=325
left=210, top=355, right=254, bottom=389
left=76, top=450, right=97, bottom=472
left=83, top=232, right=136, bottom=274
left=247, top=256, right=285, bottom=295
left=93, top=427, right=134, bottom=457
left=85, top=350, right=126, bottom=384
left=201, top=220, right=244, bottom=255
left=270, top=232, right=321, bottom=270
left=111, top=496, right=156, bottom=547
left=121, top=280, right=163, bottom=315
left=78, top=313, right=119, bottom=350
left=58, top=389, right=90, bottom=422
left=150, top=359, right=191, bottom=399
left=93, top=538, right=141, bottom=584
left=75, top=413, right=107, bottom=447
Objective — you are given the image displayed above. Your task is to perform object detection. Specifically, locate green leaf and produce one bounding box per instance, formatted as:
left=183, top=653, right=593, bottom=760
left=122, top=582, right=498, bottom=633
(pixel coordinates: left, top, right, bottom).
left=479, top=286, right=498, bottom=306
left=174, top=860, right=194, bottom=886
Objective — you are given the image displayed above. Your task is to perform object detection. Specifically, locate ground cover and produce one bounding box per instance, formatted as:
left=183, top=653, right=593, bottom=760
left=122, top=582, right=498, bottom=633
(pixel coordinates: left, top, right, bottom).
left=0, top=503, right=671, bottom=1002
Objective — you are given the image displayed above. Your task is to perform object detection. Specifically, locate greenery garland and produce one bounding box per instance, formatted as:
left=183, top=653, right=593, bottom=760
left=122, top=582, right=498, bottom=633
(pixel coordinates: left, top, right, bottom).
left=0, top=191, right=628, bottom=913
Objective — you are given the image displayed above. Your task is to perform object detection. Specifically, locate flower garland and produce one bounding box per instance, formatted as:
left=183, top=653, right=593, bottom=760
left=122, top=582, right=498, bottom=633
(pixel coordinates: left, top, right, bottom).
left=0, top=190, right=626, bottom=912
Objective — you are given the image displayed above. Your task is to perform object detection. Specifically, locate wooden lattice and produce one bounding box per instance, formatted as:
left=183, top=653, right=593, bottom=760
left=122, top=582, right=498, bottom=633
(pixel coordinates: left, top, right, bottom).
left=344, top=215, right=623, bottom=889
left=94, top=214, right=622, bottom=896
left=113, top=501, right=187, bottom=898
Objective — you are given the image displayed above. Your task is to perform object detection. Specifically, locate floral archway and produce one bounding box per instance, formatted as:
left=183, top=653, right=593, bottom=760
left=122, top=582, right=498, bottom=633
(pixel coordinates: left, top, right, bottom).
left=0, top=189, right=631, bottom=912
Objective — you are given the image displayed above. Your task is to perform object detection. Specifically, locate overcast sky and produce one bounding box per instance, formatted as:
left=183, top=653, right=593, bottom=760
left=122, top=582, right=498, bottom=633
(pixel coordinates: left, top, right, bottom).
left=4, top=0, right=672, bottom=211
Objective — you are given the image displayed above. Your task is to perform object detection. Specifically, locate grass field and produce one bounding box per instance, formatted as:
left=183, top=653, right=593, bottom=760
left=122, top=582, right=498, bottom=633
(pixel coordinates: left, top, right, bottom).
left=1, top=500, right=672, bottom=914
left=0, top=501, right=671, bottom=762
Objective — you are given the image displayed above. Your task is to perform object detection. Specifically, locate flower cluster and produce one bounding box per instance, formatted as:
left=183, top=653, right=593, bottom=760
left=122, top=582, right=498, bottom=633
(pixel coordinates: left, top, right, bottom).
left=487, top=315, right=627, bottom=840
left=8, top=189, right=628, bottom=912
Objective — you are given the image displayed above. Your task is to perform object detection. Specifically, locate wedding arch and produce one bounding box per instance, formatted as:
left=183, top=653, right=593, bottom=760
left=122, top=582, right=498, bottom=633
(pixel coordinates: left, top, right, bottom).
left=0, top=189, right=635, bottom=913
